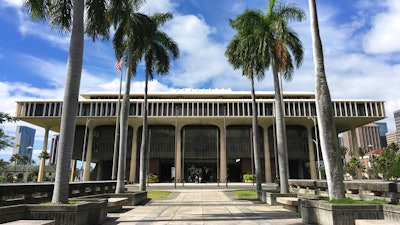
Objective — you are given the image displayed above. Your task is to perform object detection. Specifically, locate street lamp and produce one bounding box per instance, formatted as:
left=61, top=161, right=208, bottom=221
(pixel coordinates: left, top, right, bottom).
left=308, top=116, right=321, bottom=180
left=80, top=118, right=91, bottom=181
left=26, top=146, right=33, bottom=182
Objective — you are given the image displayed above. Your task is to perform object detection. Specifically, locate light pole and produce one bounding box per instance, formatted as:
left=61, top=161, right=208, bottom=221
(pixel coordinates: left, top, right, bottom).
left=308, top=116, right=321, bottom=180
left=26, top=146, right=33, bottom=182
left=80, top=117, right=91, bottom=181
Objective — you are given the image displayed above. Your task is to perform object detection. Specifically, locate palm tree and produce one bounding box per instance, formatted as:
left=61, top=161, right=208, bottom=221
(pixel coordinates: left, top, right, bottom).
left=226, top=0, right=305, bottom=194
left=226, top=34, right=264, bottom=196
left=308, top=0, right=344, bottom=200
left=109, top=0, right=154, bottom=193
left=138, top=13, right=179, bottom=191
left=24, top=0, right=109, bottom=203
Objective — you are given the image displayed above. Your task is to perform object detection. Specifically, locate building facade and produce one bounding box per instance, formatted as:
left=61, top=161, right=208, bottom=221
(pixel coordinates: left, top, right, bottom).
left=12, top=126, right=36, bottom=163
left=386, top=131, right=397, bottom=145
left=342, top=123, right=382, bottom=154
left=376, top=122, right=388, bottom=147
left=49, top=134, right=60, bottom=164
left=14, top=90, right=386, bottom=183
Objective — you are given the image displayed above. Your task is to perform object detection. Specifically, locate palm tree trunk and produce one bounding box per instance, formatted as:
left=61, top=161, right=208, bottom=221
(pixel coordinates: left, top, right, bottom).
left=116, top=49, right=133, bottom=194
left=250, top=76, right=262, bottom=198
left=308, top=0, right=345, bottom=200
left=51, top=0, right=84, bottom=204
left=272, top=62, right=289, bottom=193
left=138, top=72, right=149, bottom=191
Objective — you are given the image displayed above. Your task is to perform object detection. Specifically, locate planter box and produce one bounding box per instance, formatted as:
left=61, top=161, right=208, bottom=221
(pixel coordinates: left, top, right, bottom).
left=383, top=204, right=400, bottom=221
left=0, top=205, right=27, bottom=224
left=25, top=200, right=107, bottom=225
left=300, top=199, right=384, bottom=225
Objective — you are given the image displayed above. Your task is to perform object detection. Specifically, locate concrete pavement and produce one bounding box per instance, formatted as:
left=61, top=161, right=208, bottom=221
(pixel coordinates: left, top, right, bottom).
left=104, top=183, right=305, bottom=225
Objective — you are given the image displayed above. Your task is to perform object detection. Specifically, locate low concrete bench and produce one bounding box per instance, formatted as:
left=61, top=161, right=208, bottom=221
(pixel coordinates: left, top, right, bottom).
left=276, top=197, right=299, bottom=213
left=356, top=219, right=400, bottom=225
left=3, top=220, right=55, bottom=225
left=108, top=197, right=129, bottom=212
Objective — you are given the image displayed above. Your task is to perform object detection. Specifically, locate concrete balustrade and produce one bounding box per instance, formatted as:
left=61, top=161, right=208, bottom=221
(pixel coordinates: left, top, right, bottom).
left=288, top=179, right=400, bottom=203
left=0, top=181, right=117, bottom=206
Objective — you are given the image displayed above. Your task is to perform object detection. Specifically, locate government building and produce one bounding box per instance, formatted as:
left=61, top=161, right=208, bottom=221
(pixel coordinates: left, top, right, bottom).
left=14, top=89, right=386, bottom=183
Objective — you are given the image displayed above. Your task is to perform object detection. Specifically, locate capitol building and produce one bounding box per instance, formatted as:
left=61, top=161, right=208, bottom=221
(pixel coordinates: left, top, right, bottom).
left=15, top=89, right=386, bottom=183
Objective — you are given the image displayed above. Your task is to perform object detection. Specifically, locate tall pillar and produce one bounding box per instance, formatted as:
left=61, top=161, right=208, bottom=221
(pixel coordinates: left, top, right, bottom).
left=308, top=127, right=317, bottom=179
left=220, top=125, right=227, bottom=183
left=129, top=127, right=138, bottom=183
left=83, top=126, right=94, bottom=181
left=175, top=126, right=182, bottom=182
left=351, top=128, right=362, bottom=179
left=37, top=127, right=49, bottom=182
left=263, top=126, right=272, bottom=183
left=70, top=160, right=76, bottom=181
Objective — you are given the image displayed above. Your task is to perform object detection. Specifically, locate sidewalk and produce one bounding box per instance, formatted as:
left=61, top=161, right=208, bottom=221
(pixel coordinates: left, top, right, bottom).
left=104, top=183, right=305, bottom=225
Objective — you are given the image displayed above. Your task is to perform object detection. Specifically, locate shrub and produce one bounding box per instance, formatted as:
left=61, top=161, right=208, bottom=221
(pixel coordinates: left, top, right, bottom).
left=243, top=174, right=255, bottom=181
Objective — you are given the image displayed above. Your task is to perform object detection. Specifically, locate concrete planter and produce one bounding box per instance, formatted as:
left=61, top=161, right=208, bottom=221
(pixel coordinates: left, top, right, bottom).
left=25, top=200, right=107, bottom=225
left=300, top=199, right=384, bottom=225
left=264, top=192, right=297, bottom=206
left=383, top=204, right=400, bottom=221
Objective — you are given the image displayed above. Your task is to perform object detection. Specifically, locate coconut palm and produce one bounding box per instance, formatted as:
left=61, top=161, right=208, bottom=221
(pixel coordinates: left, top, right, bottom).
left=308, top=0, right=344, bottom=199
left=138, top=13, right=179, bottom=191
left=109, top=0, right=154, bottom=193
left=24, top=0, right=109, bottom=203
left=226, top=0, right=305, bottom=194
left=225, top=34, right=264, bottom=196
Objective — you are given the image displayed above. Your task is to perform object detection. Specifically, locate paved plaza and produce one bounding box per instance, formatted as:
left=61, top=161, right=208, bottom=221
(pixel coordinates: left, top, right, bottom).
left=104, top=183, right=305, bottom=225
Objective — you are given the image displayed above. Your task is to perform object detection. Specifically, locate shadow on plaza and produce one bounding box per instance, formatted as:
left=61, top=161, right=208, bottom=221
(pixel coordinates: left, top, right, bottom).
left=105, top=209, right=303, bottom=224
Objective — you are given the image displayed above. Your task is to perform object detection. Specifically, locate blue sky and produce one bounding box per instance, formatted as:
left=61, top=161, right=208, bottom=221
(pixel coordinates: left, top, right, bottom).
left=1, top=0, right=400, bottom=163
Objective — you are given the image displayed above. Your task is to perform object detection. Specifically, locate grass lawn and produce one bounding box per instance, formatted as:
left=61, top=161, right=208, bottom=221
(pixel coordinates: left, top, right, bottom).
left=232, top=189, right=257, bottom=199
left=147, top=190, right=171, bottom=199
left=329, top=198, right=389, bottom=204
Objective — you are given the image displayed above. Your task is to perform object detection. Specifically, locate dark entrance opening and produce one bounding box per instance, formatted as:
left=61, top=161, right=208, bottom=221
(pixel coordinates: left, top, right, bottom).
left=228, top=163, right=241, bottom=182
left=183, top=161, right=217, bottom=183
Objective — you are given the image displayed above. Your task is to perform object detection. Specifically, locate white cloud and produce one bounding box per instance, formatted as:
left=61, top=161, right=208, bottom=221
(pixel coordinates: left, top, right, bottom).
left=363, top=0, right=400, bottom=54
left=140, top=0, right=178, bottom=14
left=163, top=14, right=232, bottom=87
left=0, top=0, right=23, bottom=8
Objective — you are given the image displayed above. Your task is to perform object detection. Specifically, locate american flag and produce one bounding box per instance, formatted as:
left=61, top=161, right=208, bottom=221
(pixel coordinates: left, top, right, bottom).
left=115, top=59, right=122, bottom=73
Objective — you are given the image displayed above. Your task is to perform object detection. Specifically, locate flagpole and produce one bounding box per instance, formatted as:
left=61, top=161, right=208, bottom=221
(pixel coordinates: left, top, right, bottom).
left=112, top=60, right=123, bottom=180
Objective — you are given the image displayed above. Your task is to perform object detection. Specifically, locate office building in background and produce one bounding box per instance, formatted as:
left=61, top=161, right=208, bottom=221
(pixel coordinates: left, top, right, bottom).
left=12, top=126, right=36, bottom=163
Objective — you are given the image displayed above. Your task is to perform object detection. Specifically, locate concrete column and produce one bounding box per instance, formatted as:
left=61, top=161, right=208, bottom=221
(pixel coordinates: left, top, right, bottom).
left=308, top=127, right=317, bottom=179
left=220, top=125, right=227, bottom=183
left=37, top=127, right=49, bottom=182
left=70, top=160, right=76, bottom=181
left=176, top=126, right=182, bottom=182
left=129, top=127, right=138, bottom=183
left=263, top=126, right=272, bottom=183
left=351, top=127, right=362, bottom=179
left=83, top=126, right=94, bottom=181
